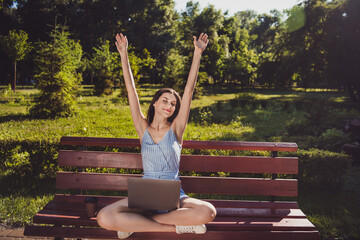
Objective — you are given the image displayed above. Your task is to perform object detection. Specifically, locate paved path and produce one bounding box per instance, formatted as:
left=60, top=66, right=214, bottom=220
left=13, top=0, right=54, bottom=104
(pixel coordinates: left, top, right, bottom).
left=0, top=227, right=50, bottom=240
left=1, top=227, right=34, bottom=240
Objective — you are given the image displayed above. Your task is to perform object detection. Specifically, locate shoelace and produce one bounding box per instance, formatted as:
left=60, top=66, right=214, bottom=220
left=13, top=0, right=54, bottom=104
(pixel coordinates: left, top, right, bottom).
left=178, top=226, right=196, bottom=233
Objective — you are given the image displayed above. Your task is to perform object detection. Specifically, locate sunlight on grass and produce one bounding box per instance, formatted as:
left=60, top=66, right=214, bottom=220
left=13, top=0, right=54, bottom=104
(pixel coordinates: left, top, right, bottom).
left=0, top=195, right=53, bottom=225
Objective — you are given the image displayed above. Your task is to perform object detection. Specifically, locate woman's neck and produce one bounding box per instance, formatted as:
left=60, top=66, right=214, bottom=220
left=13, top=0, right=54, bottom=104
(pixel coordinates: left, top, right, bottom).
left=150, top=116, right=170, bottom=130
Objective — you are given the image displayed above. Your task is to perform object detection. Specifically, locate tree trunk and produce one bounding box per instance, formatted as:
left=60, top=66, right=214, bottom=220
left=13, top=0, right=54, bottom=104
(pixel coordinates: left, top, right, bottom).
left=13, top=60, right=17, bottom=92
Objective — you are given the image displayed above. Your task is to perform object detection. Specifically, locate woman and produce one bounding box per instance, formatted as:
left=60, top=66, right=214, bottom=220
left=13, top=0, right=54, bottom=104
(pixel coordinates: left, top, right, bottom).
left=97, top=32, right=217, bottom=239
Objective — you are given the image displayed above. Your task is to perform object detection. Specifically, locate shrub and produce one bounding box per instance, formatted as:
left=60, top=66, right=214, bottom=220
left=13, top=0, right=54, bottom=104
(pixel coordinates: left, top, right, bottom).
left=236, top=92, right=257, bottom=108
left=286, top=118, right=311, bottom=135
left=88, top=40, right=116, bottom=96
left=191, top=107, right=213, bottom=125
left=30, top=26, right=83, bottom=118
left=0, top=139, right=59, bottom=179
left=282, top=148, right=353, bottom=190
left=316, top=128, right=350, bottom=151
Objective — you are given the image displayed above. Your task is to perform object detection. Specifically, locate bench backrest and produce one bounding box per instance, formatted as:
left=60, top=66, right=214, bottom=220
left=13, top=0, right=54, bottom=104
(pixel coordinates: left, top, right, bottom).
left=58, top=137, right=298, bottom=198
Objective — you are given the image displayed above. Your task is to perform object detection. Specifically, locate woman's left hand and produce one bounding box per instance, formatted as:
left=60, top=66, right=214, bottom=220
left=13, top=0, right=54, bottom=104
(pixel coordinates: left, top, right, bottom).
left=193, top=33, right=209, bottom=53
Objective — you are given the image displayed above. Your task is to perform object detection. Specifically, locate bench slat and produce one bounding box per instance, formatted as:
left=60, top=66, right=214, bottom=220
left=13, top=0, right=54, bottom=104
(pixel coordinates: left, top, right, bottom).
left=211, top=217, right=316, bottom=231
left=60, top=136, right=298, bottom=152
left=56, top=172, right=298, bottom=196
left=52, top=194, right=300, bottom=209
left=24, top=226, right=321, bottom=240
left=32, top=209, right=314, bottom=231
left=59, top=150, right=298, bottom=174
left=42, top=200, right=305, bottom=218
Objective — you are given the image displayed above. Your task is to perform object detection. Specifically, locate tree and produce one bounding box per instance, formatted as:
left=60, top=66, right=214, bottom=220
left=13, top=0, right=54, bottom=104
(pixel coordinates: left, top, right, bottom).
left=325, top=0, right=360, bottom=102
left=0, top=29, right=32, bottom=92
left=30, top=26, right=82, bottom=118
left=88, top=40, right=116, bottom=96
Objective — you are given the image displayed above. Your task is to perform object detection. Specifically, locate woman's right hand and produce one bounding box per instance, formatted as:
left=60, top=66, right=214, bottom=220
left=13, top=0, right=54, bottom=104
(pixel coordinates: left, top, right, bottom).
left=115, top=33, right=128, bottom=55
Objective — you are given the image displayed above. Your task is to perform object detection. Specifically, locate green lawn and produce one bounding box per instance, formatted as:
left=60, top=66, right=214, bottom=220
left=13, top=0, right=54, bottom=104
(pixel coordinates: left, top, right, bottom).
left=1, top=85, right=360, bottom=239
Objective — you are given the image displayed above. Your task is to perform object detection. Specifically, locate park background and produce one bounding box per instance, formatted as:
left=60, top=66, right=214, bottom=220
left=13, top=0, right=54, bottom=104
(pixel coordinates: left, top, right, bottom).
left=0, top=0, right=360, bottom=239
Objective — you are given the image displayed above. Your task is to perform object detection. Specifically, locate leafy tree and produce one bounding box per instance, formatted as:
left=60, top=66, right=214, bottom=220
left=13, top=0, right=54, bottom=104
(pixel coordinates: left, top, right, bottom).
left=325, top=0, right=360, bottom=102
left=251, top=10, right=283, bottom=53
left=264, top=0, right=332, bottom=88
left=30, top=26, right=82, bottom=118
left=0, top=29, right=32, bottom=92
left=125, top=0, right=179, bottom=83
left=163, top=48, right=187, bottom=93
left=89, top=40, right=116, bottom=96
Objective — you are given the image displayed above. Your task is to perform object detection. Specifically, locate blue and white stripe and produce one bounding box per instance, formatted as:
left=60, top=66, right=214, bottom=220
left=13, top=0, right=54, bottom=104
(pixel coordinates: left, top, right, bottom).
left=141, top=126, right=187, bottom=199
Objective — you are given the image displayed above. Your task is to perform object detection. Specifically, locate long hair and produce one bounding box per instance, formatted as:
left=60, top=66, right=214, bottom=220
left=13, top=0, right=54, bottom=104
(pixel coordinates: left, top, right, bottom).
left=147, top=88, right=181, bottom=124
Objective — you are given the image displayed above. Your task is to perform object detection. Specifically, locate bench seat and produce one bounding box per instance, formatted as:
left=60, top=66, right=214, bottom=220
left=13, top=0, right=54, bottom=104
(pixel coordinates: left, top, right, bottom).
left=25, top=194, right=318, bottom=239
left=24, top=137, right=320, bottom=240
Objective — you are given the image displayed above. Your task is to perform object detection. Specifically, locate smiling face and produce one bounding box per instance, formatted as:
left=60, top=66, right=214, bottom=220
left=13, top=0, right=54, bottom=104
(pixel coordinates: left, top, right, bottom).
left=153, top=92, right=177, bottom=119
left=146, top=88, right=181, bottom=124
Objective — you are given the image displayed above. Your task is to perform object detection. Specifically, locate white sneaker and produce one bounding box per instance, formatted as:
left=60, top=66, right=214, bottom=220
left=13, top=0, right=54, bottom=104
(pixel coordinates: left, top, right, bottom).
left=117, top=231, right=133, bottom=239
left=175, top=224, right=207, bottom=234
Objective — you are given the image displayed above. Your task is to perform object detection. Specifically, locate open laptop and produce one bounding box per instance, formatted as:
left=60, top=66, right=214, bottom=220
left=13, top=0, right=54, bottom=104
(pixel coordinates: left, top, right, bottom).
left=127, top=177, right=181, bottom=211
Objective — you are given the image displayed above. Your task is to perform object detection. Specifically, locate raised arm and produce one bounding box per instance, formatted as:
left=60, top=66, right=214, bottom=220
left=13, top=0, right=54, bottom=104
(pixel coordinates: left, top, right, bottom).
left=173, top=33, right=209, bottom=144
left=115, top=33, right=147, bottom=139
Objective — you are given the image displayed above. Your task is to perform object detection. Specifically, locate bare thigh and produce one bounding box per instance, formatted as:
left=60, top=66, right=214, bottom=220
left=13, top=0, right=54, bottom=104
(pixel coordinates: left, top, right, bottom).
left=99, top=198, right=148, bottom=215
left=181, top=197, right=216, bottom=211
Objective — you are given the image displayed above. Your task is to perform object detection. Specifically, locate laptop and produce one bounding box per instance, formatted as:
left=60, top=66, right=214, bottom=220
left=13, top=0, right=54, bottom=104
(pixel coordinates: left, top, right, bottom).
left=127, top=177, right=181, bottom=211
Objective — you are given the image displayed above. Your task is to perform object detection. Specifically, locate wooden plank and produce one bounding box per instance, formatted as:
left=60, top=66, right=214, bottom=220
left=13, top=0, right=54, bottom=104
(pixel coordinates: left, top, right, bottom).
left=33, top=209, right=98, bottom=226
left=216, top=208, right=305, bottom=218
left=180, top=155, right=298, bottom=174
left=24, top=226, right=321, bottom=240
left=59, top=150, right=298, bottom=174
left=181, top=176, right=297, bottom=196
left=52, top=194, right=300, bottom=209
left=31, top=212, right=316, bottom=231
left=209, top=217, right=317, bottom=231
left=56, top=172, right=298, bottom=196
left=42, top=200, right=305, bottom=218
left=60, top=136, right=298, bottom=152
left=58, top=150, right=143, bottom=169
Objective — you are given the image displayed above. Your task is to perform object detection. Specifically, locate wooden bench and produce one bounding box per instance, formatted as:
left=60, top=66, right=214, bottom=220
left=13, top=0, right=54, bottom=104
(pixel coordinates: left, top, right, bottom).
left=24, top=136, right=320, bottom=240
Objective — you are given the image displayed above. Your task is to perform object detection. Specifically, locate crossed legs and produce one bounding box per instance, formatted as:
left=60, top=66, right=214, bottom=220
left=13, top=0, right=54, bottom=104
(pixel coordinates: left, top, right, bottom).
left=97, top=197, right=217, bottom=233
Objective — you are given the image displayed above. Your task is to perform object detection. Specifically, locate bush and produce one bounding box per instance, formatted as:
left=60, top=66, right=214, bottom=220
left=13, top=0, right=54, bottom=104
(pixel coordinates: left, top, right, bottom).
left=282, top=148, right=353, bottom=190
left=0, top=139, right=59, bottom=179
left=236, top=92, right=257, bottom=108
left=89, top=40, right=116, bottom=96
left=286, top=118, right=311, bottom=135
left=316, top=128, right=350, bottom=151
left=30, top=26, right=83, bottom=118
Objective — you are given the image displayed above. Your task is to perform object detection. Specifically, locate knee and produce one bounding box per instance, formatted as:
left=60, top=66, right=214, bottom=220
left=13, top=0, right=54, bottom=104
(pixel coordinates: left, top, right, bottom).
left=96, top=208, right=111, bottom=230
left=197, top=203, right=217, bottom=223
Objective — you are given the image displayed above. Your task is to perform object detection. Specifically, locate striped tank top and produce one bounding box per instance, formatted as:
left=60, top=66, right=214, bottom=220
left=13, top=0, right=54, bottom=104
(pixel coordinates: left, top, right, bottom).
left=141, top=126, right=181, bottom=179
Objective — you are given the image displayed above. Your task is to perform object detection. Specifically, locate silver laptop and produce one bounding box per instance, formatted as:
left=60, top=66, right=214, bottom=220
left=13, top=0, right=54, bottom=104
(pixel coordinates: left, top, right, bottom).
left=127, top=177, right=181, bottom=211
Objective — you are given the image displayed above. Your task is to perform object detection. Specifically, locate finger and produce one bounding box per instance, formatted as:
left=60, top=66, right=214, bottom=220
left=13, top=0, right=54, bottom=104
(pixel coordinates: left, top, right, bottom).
left=193, top=36, right=197, bottom=43
left=119, top=33, right=125, bottom=42
left=199, top=33, right=204, bottom=39
left=116, top=34, right=123, bottom=44
left=202, top=33, right=208, bottom=41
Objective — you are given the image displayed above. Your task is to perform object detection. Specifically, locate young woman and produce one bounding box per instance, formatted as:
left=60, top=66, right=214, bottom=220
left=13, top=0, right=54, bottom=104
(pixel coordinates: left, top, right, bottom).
left=96, top=33, right=217, bottom=239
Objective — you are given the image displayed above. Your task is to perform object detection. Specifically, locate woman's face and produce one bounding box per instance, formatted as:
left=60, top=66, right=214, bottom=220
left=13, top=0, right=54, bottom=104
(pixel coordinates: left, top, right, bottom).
left=153, top=92, right=177, bottom=119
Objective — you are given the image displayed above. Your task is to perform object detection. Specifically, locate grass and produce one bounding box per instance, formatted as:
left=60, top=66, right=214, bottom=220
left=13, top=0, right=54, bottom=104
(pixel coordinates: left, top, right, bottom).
left=1, top=84, right=360, bottom=239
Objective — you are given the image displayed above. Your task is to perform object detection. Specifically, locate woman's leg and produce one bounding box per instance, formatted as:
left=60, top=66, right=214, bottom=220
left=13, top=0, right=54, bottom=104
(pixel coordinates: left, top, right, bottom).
left=150, top=197, right=217, bottom=226
left=97, top=198, right=175, bottom=232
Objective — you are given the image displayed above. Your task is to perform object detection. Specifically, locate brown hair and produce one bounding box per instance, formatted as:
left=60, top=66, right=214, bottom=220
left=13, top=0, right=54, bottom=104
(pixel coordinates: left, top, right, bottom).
left=147, top=88, right=181, bottom=124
